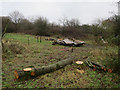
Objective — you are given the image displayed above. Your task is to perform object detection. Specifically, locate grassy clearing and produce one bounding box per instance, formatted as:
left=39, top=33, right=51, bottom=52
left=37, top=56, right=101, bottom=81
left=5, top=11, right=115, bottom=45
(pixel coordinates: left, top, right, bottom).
left=2, top=33, right=120, bottom=88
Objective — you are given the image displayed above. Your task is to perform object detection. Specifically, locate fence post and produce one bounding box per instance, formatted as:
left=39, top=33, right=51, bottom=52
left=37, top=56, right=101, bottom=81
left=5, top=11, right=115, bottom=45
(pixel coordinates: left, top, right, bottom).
left=40, top=36, right=41, bottom=43
left=37, top=36, right=39, bottom=43
left=71, top=47, right=73, bottom=53
left=28, top=37, right=30, bottom=45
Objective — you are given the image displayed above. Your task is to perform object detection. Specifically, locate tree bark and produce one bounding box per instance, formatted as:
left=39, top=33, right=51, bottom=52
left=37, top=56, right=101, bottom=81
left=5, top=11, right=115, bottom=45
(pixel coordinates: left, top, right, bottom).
left=14, top=58, right=73, bottom=79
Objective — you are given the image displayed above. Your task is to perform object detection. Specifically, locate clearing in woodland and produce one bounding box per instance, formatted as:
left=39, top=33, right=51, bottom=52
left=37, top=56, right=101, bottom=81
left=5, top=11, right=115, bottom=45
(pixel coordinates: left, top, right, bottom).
left=2, top=33, right=120, bottom=88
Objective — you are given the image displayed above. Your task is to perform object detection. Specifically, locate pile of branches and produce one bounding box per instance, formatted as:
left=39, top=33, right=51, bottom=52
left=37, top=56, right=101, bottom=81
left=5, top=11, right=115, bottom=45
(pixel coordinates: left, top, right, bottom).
left=85, top=59, right=112, bottom=73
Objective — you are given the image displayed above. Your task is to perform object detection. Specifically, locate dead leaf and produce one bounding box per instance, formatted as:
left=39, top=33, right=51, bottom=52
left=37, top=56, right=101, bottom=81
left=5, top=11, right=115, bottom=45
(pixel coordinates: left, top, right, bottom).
left=76, top=69, right=85, bottom=74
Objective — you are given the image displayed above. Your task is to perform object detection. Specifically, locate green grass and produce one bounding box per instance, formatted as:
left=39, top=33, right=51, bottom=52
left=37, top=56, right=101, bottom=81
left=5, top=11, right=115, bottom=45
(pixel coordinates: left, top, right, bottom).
left=2, top=33, right=120, bottom=88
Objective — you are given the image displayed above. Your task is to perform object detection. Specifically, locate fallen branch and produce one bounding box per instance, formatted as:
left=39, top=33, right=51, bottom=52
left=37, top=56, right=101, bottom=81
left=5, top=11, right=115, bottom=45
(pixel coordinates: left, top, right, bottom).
left=14, top=58, right=73, bottom=79
left=85, top=59, right=112, bottom=73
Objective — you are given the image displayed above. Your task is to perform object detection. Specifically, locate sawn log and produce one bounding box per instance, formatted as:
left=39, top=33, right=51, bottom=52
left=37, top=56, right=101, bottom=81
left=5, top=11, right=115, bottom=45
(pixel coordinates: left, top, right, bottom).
left=14, top=58, right=73, bottom=79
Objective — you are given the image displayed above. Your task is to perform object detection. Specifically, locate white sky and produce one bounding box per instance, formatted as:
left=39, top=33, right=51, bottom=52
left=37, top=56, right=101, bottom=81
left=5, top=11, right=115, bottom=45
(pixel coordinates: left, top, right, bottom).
left=0, top=0, right=119, bottom=24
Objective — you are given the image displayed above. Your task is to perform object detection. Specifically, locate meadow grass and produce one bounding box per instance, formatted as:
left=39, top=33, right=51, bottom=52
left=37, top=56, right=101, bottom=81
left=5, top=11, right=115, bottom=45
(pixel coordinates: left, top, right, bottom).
left=2, top=33, right=120, bottom=88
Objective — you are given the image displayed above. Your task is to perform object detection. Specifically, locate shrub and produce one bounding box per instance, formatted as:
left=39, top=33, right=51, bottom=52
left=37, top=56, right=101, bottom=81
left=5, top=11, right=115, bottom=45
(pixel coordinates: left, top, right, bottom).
left=111, top=35, right=120, bottom=46
left=104, top=47, right=120, bottom=74
left=2, top=40, right=26, bottom=60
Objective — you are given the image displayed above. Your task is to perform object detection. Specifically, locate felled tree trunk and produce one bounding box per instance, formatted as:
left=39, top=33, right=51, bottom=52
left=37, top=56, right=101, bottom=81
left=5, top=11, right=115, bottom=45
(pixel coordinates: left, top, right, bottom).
left=14, top=58, right=73, bottom=79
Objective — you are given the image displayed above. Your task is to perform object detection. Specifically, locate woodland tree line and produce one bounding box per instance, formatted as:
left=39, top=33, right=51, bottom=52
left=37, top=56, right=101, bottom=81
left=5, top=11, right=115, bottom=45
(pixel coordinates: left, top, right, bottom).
left=1, top=11, right=120, bottom=45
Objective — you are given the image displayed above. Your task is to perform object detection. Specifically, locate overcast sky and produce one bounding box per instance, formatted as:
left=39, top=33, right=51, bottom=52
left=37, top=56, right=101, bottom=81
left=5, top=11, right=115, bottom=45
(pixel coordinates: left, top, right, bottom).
left=0, top=0, right=119, bottom=24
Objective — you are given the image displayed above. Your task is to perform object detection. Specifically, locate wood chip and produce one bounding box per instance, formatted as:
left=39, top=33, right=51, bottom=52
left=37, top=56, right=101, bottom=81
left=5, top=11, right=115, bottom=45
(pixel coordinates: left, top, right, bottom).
left=14, top=70, right=19, bottom=79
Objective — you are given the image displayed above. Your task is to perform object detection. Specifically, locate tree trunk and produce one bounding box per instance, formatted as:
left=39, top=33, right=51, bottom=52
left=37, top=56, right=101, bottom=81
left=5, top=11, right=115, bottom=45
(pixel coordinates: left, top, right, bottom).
left=14, top=58, right=73, bottom=79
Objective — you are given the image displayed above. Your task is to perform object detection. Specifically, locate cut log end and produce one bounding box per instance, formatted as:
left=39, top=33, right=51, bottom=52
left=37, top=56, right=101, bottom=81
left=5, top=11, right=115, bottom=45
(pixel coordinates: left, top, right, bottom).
left=31, top=72, right=36, bottom=76
left=23, top=68, right=32, bottom=71
left=14, top=70, right=19, bottom=79
left=76, top=61, right=84, bottom=64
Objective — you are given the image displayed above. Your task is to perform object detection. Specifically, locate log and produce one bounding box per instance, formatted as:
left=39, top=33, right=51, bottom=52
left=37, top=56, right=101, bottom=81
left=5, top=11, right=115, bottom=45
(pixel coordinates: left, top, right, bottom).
left=87, top=59, right=105, bottom=68
left=14, top=58, right=73, bottom=79
left=84, top=59, right=111, bottom=72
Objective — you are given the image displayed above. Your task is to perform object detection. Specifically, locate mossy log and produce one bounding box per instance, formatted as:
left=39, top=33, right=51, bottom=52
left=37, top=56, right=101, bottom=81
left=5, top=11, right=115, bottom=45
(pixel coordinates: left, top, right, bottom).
left=14, top=58, right=73, bottom=79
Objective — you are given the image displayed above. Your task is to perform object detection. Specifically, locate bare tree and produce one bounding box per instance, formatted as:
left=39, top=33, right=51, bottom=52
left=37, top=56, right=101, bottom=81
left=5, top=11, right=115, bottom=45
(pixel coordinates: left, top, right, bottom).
left=59, top=17, right=80, bottom=27
left=59, top=17, right=80, bottom=38
left=9, top=11, right=24, bottom=32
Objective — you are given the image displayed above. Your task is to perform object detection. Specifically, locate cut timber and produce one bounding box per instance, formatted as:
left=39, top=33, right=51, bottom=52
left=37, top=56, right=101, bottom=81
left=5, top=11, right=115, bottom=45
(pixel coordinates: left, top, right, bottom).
left=76, top=61, right=84, bottom=64
left=85, top=59, right=112, bottom=72
left=63, top=39, right=74, bottom=44
left=23, top=68, right=32, bottom=71
left=52, top=38, right=85, bottom=47
left=14, top=58, right=73, bottom=79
